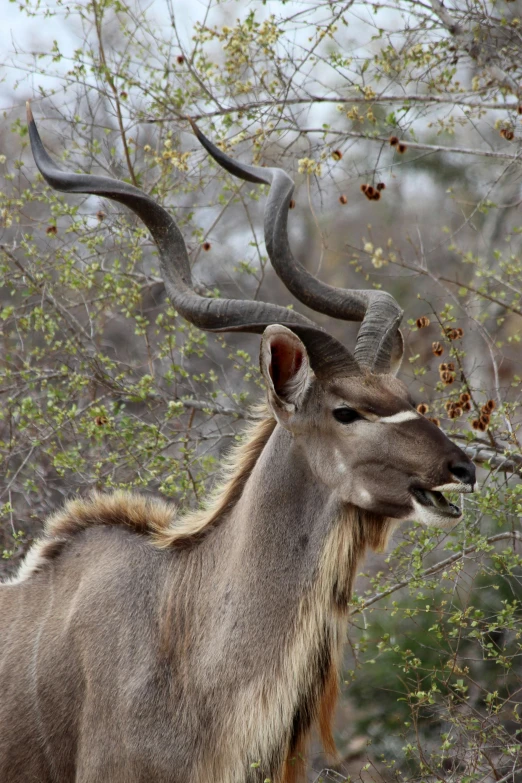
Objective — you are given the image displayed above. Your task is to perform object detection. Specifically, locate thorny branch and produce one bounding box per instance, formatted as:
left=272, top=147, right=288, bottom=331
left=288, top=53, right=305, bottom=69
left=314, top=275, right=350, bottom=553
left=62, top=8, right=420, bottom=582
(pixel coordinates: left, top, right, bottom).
left=350, top=531, right=522, bottom=616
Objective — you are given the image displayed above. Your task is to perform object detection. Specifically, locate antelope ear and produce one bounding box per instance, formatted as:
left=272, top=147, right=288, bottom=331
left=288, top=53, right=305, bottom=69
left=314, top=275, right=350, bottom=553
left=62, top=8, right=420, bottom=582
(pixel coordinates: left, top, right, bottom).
left=390, top=329, right=404, bottom=376
left=260, top=325, right=312, bottom=425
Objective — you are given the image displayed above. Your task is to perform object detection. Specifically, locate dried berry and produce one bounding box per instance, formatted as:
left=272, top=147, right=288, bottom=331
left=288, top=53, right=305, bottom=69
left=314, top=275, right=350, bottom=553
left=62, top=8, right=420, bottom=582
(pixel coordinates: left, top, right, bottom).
left=389, top=136, right=399, bottom=146
left=447, top=362, right=455, bottom=372
left=339, top=194, right=348, bottom=205
left=447, top=327, right=463, bottom=340
left=417, top=403, right=429, bottom=415
left=462, top=401, right=471, bottom=412
left=439, top=363, right=448, bottom=372
left=176, top=55, right=185, bottom=65
left=46, top=225, right=57, bottom=235
left=459, top=392, right=470, bottom=403
left=96, top=210, right=106, bottom=221
left=428, top=417, right=440, bottom=427
left=432, top=341, right=444, bottom=356
left=95, top=416, right=108, bottom=426
left=376, top=182, right=386, bottom=191
left=203, top=241, right=211, bottom=251
left=484, top=399, right=496, bottom=412
left=289, top=199, right=296, bottom=209
left=397, top=143, right=407, bottom=154
left=416, top=316, right=430, bottom=328
left=331, top=150, right=343, bottom=161
left=500, top=128, right=515, bottom=141
left=441, top=371, right=454, bottom=385
left=361, top=185, right=381, bottom=202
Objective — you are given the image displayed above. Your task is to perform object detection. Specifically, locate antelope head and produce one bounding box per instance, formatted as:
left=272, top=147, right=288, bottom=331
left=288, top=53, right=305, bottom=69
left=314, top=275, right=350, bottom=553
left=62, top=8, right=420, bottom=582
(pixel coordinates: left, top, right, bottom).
left=259, top=324, right=474, bottom=528
left=27, top=105, right=475, bottom=530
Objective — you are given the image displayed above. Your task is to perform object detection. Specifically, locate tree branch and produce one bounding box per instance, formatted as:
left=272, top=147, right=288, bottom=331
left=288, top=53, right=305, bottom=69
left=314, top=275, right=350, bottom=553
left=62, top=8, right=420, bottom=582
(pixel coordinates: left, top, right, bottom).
left=146, top=93, right=517, bottom=125
left=351, top=531, right=522, bottom=616
left=429, top=0, right=522, bottom=99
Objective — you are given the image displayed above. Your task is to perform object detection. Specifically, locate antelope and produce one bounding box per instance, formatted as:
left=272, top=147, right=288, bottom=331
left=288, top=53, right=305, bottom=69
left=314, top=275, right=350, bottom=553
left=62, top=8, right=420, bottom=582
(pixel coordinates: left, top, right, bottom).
left=0, top=105, right=476, bottom=783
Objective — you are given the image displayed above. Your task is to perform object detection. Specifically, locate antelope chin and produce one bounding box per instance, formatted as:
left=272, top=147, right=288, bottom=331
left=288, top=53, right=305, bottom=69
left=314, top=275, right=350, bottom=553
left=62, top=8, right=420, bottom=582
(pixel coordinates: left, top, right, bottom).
left=409, top=486, right=464, bottom=529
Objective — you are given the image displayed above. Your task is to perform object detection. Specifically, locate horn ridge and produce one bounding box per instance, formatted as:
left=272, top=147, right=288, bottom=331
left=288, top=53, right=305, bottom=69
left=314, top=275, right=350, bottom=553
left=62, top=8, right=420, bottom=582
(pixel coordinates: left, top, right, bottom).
left=191, top=120, right=403, bottom=373
left=27, top=104, right=359, bottom=379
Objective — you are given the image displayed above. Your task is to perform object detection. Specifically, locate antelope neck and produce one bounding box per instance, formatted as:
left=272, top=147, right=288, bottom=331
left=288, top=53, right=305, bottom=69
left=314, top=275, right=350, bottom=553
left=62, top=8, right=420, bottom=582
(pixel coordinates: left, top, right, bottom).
left=200, top=425, right=355, bottom=670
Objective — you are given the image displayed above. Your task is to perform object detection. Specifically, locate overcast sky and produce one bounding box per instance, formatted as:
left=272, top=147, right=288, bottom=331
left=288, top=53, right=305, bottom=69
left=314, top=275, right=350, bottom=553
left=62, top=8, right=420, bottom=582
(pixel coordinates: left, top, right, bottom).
left=0, top=0, right=236, bottom=111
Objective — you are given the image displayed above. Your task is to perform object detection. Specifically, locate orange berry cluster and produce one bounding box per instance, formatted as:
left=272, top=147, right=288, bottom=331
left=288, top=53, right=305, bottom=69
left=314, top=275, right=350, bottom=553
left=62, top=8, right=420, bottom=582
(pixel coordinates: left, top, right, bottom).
left=439, top=361, right=456, bottom=385
left=471, top=399, right=495, bottom=431
left=389, top=136, right=407, bottom=153
left=446, top=327, right=464, bottom=340
left=445, top=392, right=471, bottom=419
left=360, top=183, right=385, bottom=201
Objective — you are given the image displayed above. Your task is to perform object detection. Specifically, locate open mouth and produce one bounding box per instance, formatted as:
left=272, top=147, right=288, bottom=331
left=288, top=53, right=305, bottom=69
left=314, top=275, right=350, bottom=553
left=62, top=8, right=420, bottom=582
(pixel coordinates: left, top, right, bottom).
left=408, top=480, right=475, bottom=527
left=410, top=487, right=462, bottom=519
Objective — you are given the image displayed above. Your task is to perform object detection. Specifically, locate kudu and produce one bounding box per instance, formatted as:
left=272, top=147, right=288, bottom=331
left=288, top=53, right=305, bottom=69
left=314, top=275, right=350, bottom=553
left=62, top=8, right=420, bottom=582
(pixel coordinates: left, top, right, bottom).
left=0, top=105, right=476, bottom=783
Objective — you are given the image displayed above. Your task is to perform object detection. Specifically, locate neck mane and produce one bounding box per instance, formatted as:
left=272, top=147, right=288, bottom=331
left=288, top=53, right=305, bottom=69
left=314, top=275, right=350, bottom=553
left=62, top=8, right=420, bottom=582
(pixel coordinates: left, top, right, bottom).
left=158, top=405, right=278, bottom=547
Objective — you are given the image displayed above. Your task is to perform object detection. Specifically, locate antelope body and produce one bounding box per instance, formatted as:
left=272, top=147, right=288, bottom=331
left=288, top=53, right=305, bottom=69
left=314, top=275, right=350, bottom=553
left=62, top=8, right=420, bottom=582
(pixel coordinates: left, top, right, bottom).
left=0, top=106, right=476, bottom=783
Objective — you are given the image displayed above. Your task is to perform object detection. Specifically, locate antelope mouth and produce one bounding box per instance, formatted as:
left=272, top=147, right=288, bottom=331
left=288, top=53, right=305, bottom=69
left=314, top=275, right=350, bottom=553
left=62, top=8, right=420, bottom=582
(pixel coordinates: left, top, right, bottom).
left=409, top=482, right=472, bottom=528
left=410, top=487, right=461, bottom=519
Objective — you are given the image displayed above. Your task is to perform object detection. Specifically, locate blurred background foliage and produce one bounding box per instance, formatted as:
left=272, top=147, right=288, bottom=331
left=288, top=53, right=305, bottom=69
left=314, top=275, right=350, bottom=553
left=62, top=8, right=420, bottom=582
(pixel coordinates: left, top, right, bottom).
left=0, top=0, right=521, bottom=779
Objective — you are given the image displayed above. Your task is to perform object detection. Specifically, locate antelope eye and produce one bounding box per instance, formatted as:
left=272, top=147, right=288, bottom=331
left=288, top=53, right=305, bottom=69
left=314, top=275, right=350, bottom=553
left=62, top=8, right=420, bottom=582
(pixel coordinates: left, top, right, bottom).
left=332, top=407, right=362, bottom=424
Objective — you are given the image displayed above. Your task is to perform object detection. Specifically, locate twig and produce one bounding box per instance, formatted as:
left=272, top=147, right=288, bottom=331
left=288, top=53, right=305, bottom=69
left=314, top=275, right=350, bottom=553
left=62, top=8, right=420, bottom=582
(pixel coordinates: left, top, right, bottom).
left=350, top=531, right=522, bottom=616
left=92, top=0, right=138, bottom=186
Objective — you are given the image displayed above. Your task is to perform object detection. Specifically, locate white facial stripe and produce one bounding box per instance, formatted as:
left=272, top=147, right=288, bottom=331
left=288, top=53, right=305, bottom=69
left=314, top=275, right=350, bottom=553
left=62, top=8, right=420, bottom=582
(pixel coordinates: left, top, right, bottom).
left=378, top=411, right=419, bottom=424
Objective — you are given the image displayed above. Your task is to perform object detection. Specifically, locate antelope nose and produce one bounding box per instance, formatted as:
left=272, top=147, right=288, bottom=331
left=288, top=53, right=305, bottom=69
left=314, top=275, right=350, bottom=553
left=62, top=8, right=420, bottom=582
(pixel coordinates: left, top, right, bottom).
left=449, top=460, right=476, bottom=489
